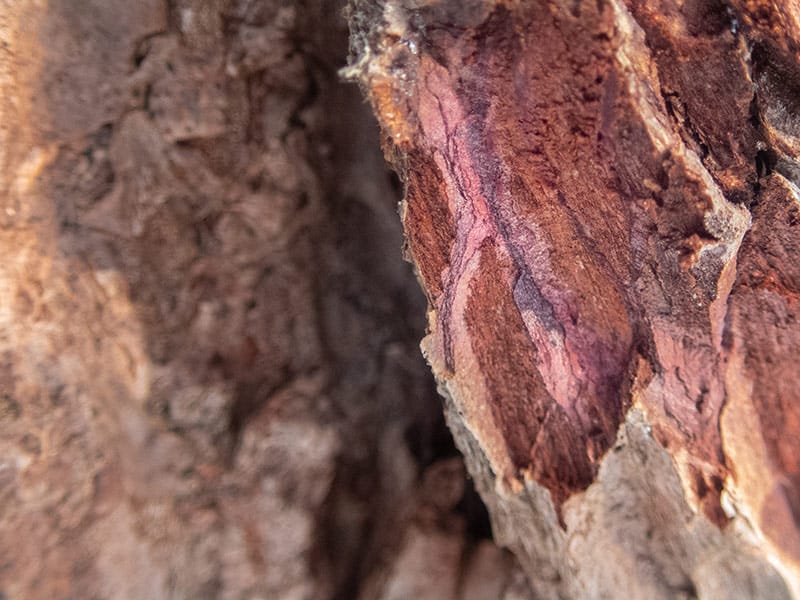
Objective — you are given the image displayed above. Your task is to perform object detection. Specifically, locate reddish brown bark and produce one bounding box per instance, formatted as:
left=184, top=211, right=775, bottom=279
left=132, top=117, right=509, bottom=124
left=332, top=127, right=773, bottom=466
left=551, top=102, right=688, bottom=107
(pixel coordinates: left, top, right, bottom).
left=349, top=0, right=800, bottom=595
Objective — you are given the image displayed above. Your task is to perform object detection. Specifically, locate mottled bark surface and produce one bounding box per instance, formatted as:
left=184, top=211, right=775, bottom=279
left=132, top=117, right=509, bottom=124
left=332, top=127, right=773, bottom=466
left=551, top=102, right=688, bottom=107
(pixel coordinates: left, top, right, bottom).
left=0, top=2, right=531, bottom=599
left=349, top=0, right=800, bottom=597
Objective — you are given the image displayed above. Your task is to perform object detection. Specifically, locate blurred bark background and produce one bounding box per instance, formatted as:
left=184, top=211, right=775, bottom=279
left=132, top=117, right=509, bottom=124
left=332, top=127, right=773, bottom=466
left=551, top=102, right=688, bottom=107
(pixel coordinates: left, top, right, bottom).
left=2, top=1, right=800, bottom=599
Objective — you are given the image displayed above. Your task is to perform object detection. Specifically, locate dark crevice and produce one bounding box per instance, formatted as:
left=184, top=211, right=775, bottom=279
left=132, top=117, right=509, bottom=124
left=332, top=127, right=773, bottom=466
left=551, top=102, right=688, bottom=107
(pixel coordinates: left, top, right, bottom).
left=755, top=147, right=775, bottom=179
left=458, top=477, right=494, bottom=541
left=130, top=31, right=168, bottom=71
left=661, top=91, right=710, bottom=162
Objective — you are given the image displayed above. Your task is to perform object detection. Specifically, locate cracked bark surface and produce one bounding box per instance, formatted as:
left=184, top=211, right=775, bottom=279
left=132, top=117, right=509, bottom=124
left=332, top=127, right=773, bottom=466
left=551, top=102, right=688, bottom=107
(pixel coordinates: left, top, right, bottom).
left=0, top=1, right=531, bottom=599
left=348, top=0, right=800, bottom=597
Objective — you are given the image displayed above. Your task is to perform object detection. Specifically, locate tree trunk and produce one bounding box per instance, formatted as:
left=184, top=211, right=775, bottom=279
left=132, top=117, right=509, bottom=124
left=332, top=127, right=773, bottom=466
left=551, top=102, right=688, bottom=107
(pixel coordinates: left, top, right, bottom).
left=348, top=0, right=800, bottom=598
left=3, top=0, right=800, bottom=598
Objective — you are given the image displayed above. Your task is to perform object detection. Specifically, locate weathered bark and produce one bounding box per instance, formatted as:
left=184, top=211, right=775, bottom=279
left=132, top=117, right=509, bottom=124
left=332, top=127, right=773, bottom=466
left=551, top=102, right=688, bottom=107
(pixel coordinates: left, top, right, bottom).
left=0, top=2, right=529, bottom=599
left=348, top=0, right=800, bottom=597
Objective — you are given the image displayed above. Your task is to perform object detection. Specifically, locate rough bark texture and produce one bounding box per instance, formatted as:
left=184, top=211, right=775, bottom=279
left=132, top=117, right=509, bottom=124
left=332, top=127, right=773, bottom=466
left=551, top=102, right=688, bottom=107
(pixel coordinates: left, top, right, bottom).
left=0, top=2, right=532, bottom=598
left=348, top=0, right=800, bottom=597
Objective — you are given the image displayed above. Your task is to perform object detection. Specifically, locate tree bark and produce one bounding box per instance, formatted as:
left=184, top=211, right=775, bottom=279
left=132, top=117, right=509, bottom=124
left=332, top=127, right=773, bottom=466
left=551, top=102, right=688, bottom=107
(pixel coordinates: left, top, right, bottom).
left=5, top=0, right=800, bottom=598
left=348, top=0, right=800, bottom=597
